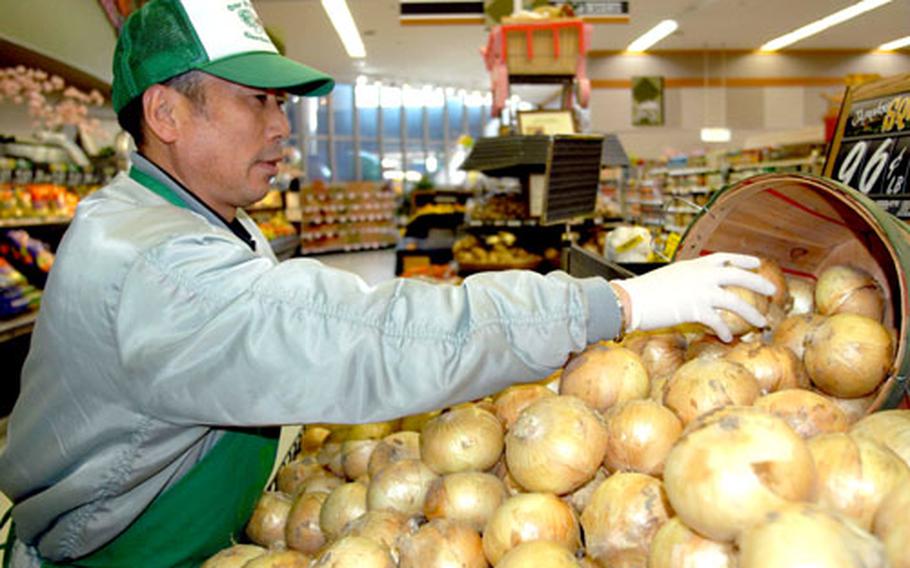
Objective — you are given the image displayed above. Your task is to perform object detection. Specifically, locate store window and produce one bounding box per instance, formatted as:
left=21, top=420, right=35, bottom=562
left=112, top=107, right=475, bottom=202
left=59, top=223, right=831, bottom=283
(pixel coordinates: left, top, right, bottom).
left=332, top=84, right=354, bottom=137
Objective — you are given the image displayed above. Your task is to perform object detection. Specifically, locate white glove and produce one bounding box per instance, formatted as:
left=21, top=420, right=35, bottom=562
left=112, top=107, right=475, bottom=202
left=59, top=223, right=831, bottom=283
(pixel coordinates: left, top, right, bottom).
left=611, top=253, right=776, bottom=342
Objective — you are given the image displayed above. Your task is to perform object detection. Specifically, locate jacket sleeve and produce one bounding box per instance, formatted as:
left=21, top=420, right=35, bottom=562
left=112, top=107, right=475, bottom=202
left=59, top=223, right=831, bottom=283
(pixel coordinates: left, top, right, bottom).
left=114, top=232, right=622, bottom=426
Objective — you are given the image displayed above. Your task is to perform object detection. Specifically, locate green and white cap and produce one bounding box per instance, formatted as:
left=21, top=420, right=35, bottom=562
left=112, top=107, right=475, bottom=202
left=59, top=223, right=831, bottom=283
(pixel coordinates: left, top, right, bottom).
left=112, top=0, right=334, bottom=113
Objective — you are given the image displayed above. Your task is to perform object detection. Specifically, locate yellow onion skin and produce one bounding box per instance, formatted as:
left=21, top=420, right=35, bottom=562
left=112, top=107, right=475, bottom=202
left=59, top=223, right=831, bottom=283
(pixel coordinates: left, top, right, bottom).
left=804, top=313, right=894, bottom=398
left=367, top=431, right=421, bottom=478
left=808, top=432, right=910, bottom=531
left=318, top=442, right=346, bottom=478
left=298, top=469, right=344, bottom=496
left=717, top=285, right=770, bottom=337
left=559, top=345, right=649, bottom=413
left=825, top=392, right=876, bottom=426
left=771, top=313, right=825, bottom=360
left=492, top=384, right=555, bottom=430
left=815, top=264, right=885, bottom=322
left=491, top=458, right=525, bottom=496
left=341, top=509, right=416, bottom=562
left=648, top=517, right=735, bottom=568
left=684, top=334, right=735, bottom=361
left=786, top=276, right=815, bottom=316
left=663, top=407, right=816, bottom=542
left=285, top=490, right=329, bottom=554
left=300, top=425, right=333, bottom=455
left=662, top=358, right=761, bottom=426
left=242, top=549, right=312, bottom=568
left=505, top=395, right=609, bottom=495
left=496, top=541, right=581, bottom=568
left=724, top=342, right=808, bottom=394
left=622, top=331, right=687, bottom=382
left=851, top=409, right=910, bottom=468
left=320, top=482, right=368, bottom=542
left=201, top=544, right=266, bottom=568
left=347, top=420, right=400, bottom=441
left=603, top=399, right=682, bottom=477
left=311, top=535, right=396, bottom=568
left=397, top=518, right=487, bottom=568
left=580, top=472, right=673, bottom=567
left=562, top=467, right=607, bottom=515
left=482, top=492, right=581, bottom=565
left=366, top=458, right=438, bottom=518
left=420, top=405, right=504, bottom=474
left=738, top=503, right=888, bottom=568
left=276, top=457, right=325, bottom=496
left=758, top=257, right=791, bottom=310
left=873, top=481, right=910, bottom=568
left=245, top=491, right=293, bottom=548
left=754, top=389, right=849, bottom=439
left=342, top=439, right=379, bottom=481
left=399, top=409, right=441, bottom=432
left=423, top=471, right=507, bottom=532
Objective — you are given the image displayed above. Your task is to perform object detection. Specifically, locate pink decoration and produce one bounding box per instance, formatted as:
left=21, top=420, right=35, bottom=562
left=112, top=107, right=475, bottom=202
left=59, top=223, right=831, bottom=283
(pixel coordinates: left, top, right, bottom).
left=0, top=66, right=106, bottom=133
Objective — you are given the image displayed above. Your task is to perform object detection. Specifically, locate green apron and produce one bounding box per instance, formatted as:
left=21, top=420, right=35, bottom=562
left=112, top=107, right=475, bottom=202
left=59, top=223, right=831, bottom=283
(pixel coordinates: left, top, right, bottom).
left=1, top=169, right=280, bottom=567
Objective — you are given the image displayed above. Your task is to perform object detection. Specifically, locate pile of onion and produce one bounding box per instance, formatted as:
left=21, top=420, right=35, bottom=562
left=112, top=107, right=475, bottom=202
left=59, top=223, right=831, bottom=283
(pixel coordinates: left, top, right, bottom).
left=737, top=503, right=887, bottom=568
left=496, top=541, right=582, bottom=568
left=758, top=257, right=790, bottom=310
left=201, top=544, right=266, bottom=568
left=622, top=331, right=688, bottom=382
left=786, top=276, right=815, bottom=316
left=804, top=313, right=894, bottom=398
left=580, top=472, right=673, bottom=566
left=277, top=457, right=325, bottom=495
left=340, top=510, right=416, bottom=562
left=300, top=425, right=333, bottom=455
left=505, top=395, right=608, bottom=494
left=771, top=313, right=824, bottom=360
left=815, top=264, right=885, bottom=322
left=285, top=490, right=329, bottom=554
left=753, top=389, right=848, bottom=439
left=399, top=409, right=441, bottom=432
left=367, top=431, right=421, bottom=477
left=366, top=458, right=438, bottom=517
left=558, top=345, right=649, bottom=413
left=423, top=471, right=507, bottom=532
left=341, top=439, right=379, bottom=481
left=246, top=491, right=293, bottom=547
left=724, top=342, right=807, bottom=394
left=684, top=335, right=735, bottom=361
left=663, top=407, right=816, bottom=542
left=648, top=517, right=735, bottom=568
left=873, top=480, right=910, bottom=568
left=397, top=518, right=486, bottom=568
left=492, top=384, right=555, bottom=430
left=311, top=535, right=396, bottom=568
left=808, top=432, right=910, bottom=531
left=563, top=467, right=607, bottom=514
left=662, top=358, right=761, bottom=425
left=851, top=409, right=910, bottom=467
left=420, top=405, right=503, bottom=474
left=320, top=482, right=368, bottom=541
left=482, top=492, right=581, bottom=565
left=716, top=283, right=770, bottom=338
left=825, top=391, right=877, bottom=425
left=243, top=549, right=312, bottom=568
left=603, top=399, right=682, bottom=476
left=298, top=469, right=344, bottom=496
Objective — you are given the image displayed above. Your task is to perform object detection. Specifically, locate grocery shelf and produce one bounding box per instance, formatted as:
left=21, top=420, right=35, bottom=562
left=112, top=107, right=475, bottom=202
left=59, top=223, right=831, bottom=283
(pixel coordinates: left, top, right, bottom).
left=729, top=156, right=819, bottom=171
left=662, top=166, right=720, bottom=176
left=0, top=311, right=37, bottom=343
left=0, top=216, right=72, bottom=228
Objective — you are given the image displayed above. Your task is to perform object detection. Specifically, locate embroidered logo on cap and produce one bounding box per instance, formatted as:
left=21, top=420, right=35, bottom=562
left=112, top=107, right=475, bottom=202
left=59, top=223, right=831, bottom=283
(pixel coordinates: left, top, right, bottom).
left=227, top=1, right=271, bottom=44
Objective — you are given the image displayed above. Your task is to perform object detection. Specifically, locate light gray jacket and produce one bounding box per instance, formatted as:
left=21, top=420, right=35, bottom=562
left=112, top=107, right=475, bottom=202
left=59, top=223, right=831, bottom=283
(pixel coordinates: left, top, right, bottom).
left=0, top=159, right=621, bottom=564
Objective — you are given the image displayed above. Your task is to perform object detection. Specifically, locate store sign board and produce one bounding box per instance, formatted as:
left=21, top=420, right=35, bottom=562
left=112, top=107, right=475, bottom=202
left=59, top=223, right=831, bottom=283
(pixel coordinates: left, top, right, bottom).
left=824, top=73, right=910, bottom=219
left=399, top=1, right=484, bottom=24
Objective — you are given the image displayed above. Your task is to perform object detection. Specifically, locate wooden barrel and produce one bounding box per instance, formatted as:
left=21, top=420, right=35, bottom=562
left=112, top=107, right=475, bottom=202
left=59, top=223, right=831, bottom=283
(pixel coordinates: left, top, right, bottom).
left=675, top=173, right=910, bottom=411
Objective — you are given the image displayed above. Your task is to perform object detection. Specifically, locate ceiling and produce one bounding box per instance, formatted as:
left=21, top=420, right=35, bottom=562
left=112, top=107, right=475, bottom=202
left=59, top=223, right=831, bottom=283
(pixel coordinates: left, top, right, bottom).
left=255, top=0, right=910, bottom=90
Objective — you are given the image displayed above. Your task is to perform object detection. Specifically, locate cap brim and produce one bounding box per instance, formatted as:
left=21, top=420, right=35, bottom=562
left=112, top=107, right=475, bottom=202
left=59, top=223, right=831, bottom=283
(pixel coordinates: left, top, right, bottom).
left=201, top=52, right=334, bottom=97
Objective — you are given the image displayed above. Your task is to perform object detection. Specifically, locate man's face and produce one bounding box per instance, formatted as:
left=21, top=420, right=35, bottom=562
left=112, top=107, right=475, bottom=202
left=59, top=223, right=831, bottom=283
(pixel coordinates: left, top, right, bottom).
left=173, top=74, right=289, bottom=217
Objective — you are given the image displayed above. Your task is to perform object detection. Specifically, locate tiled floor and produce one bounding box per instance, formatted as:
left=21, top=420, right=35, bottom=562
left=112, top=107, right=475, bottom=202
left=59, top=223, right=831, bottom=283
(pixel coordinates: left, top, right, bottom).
left=0, top=249, right=398, bottom=563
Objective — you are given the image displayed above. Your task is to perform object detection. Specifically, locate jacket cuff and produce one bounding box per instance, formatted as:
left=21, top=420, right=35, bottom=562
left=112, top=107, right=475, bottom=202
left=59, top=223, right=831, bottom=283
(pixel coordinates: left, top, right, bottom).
left=578, top=276, right=623, bottom=342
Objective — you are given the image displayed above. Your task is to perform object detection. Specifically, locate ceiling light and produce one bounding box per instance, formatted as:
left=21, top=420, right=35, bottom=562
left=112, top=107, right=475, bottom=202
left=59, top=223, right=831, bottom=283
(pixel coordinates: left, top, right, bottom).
left=878, top=35, right=910, bottom=51
left=626, top=20, right=679, bottom=53
left=759, top=0, right=892, bottom=52
left=321, top=0, right=366, bottom=58
left=700, top=127, right=732, bottom=143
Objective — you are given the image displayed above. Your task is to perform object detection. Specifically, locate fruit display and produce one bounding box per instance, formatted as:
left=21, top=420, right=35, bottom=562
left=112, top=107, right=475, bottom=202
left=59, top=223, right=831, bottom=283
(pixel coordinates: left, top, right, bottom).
left=466, top=194, right=528, bottom=222
left=0, top=229, right=55, bottom=289
left=0, top=257, right=40, bottom=319
left=453, top=232, right=542, bottom=271
left=198, top=258, right=908, bottom=567
left=256, top=213, right=297, bottom=242
left=298, top=181, right=398, bottom=255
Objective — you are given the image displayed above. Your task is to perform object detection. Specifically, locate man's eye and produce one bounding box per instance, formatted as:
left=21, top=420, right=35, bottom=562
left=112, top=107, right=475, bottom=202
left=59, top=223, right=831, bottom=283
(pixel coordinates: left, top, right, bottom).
left=254, top=94, right=269, bottom=105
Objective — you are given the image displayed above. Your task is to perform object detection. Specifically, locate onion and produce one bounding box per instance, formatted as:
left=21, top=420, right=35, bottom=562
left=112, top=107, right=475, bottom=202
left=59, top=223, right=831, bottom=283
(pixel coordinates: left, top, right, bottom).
left=347, top=420, right=400, bottom=441
left=603, top=399, right=682, bottom=476
left=581, top=472, right=672, bottom=566
left=873, top=481, right=910, bottom=568
left=399, top=409, right=441, bottom=432
left=319, top=441, right=346, bottom=478
left=299, top=469, right=345, bottom=496
left=758, top=257, right=790, bottom=310
left=482, top=492, right=581, bottom=565
left=300, top=425, right=333, bottom=455
left=420, top=405, right=503, bottom=474
left=851, top=409, right=910, bottom=467
left=366, top=458, right=438, bottom=517
left=342, top=439, right=379, bottom=481
left=245, top=491, right=293, bottom=547
left=684, top=335, right=734, bottom=361
left=320, top=481, right=368, bottom=541
left=804, top=313, right=894, bottom=398
left=648, top=374, right=671, bottom=403
left=753, top=389, right=849, bottom=439
left=815, top=264, right=885, bottom=321
left=737, top=503, right=887, bottom=568
left=717, top=284, right=770, bottom=337
left=808, top=432, right=910, bottom=531
left=623, top=331, right=687, bottom=382
left=724, top=342, right=807, bottom=394
left=662, top=358, right=761, bottom=426
left=311, top=535, right=396, bottom=568
left=201, top=544, right=266, bottom=568
left=491, top=458, right=525, bottom=496
left=563, top=467, right=607, bottom=515
left=786, top=277, right=815, bottom=316
left=341, top=510, right=416, bottom=561
left=505, top=395, right=609, bottom=494
left=648, top=517, right=735, bottom=568
left=277, top=457, right=325, bottom=496
left=242, top=550, right=311, bottom=568
left=558, top=345, right=649, bottom=413
left=825, top=392, right=877, bottom=425
left=367, top=431, right=421, bottom=477
left=663, top=407, right=816, bottom=542
left=496, top=541, right=582, bottom=568
left=771, top=313, right=824, bottom=360
left=397, top=518, right=486, bottom=568
left=423, top=471, right=507, bottom=532
left=285, top=490, right=329, bottom=554
left=492, top=384, right=555, bottom=430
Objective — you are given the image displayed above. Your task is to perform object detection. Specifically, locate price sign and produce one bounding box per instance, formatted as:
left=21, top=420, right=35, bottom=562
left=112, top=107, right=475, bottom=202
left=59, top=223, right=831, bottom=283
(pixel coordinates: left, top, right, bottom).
left=824, top=74, right=910, bottom=218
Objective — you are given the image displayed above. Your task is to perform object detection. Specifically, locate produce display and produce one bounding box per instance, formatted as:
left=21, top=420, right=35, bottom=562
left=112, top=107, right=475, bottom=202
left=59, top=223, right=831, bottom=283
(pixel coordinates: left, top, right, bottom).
left=203, top=258, right=910, bottom=568
left=453, top=232, right=542, bottom=270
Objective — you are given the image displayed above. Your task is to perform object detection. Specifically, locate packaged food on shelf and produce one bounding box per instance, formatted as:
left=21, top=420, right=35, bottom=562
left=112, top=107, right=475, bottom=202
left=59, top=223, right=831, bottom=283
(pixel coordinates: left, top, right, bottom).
left=0, top=229, right=55, bottom=288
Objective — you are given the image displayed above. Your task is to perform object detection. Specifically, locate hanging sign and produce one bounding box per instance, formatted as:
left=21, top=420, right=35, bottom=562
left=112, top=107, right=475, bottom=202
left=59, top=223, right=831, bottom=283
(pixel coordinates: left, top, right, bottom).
left=824, top=73, right=910, bottom=219
left=399, top=1, right=484, bottom=25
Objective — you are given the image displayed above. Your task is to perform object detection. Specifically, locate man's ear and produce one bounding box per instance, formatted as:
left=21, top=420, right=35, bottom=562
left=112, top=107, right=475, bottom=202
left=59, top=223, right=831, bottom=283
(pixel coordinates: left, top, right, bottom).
left=142, top=84, right=181, bottom=144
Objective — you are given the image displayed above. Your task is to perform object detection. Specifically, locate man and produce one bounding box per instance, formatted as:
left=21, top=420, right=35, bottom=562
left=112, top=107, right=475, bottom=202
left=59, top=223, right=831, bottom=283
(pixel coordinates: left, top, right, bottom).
left=0, top=0, right=774, bottom=566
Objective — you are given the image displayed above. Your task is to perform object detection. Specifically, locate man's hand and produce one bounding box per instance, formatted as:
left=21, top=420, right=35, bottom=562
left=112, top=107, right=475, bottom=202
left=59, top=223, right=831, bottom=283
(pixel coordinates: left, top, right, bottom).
left=610, top=253, right=776, bottom=342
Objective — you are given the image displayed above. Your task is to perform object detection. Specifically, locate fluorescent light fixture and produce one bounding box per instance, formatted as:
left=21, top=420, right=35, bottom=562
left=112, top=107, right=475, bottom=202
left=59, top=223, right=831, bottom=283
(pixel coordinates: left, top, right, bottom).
left=321, top=0, right=366, bottom=58
left=626, top=20, right=678, bottom=53
left=879, top=35, right=910, bottom=51
left=700, top=127, right=732, bottom=143
left=759, top=0, right=892, bottom=52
